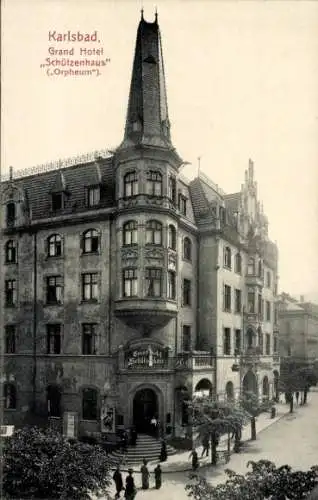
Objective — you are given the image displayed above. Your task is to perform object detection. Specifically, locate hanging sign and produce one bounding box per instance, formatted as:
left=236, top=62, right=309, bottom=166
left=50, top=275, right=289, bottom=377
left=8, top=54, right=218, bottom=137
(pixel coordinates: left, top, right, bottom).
left=125, top=345, right=166, bottom=368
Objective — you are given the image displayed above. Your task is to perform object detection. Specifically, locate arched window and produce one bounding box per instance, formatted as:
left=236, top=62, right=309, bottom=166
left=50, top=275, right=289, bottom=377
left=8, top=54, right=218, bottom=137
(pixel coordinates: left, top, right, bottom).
left=47, top=234, right=62, bottom=257
left=6, top=202, right=16, bottom=227
left=4, top=383, right=16, bottom=409
left=234, top=253, right=242, bottom=274
left=168, top=225, right=176, bottom=250
left=146, top=171, right=162, bottom=196
left=123, top=221, right=137, bottom=246
left=183, top=237, right=192, bottom=261
left=224, top=246, right=231, bottom=268
left=124, top=171, right=138, bottom=197
left=246, top=327, right=254, bottom=349
left=82, top=229, right=99, bottom=253
left=247, top=257, right=255, bottom=275
left=225, top=381, right=234, bottom=401
left=5, top=240, right=17, bottom=263
left=167, top=271, right=176, bottom=299
left=82, top=388, right=98, bottom=420
left=146, top=220, right=162, bottom=245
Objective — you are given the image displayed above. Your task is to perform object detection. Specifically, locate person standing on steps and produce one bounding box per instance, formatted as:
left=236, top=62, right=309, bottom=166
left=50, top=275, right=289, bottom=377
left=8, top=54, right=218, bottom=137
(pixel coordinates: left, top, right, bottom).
left=154, top=464, right=162, bottom=489
left=113, top=466, right=124, bottom=499
left=160, top=438, right=167, bottom=462
left=125, top=469, right=136, bottom=500
left=189, top=448, right=199, bottom=471
left=140, top=458, right=150, bottom=490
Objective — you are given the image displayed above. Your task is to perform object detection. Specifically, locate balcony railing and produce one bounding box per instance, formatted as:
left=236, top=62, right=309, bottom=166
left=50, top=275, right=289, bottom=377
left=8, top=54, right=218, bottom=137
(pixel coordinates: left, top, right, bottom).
left=175, top=352, right=215, bottom=370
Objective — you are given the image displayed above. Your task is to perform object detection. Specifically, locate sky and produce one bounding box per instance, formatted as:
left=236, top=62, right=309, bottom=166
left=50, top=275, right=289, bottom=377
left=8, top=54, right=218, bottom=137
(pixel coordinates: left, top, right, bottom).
left=1, top=0, right=318, bottom=299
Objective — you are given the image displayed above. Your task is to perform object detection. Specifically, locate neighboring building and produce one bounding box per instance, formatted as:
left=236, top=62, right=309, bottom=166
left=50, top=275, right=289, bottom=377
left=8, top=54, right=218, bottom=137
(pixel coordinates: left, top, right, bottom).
left=278, top=293, right=318, bottom=362
left=1, top=13, right=279, bottom=441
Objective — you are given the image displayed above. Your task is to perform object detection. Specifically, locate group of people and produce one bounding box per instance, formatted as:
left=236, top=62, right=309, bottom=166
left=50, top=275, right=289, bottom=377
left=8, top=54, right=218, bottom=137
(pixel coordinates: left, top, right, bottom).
left=113, top=460, right=162, bottom=499
left=119, top=427, right=138, bottom=452
left=150, top=416, right=161, bottom=438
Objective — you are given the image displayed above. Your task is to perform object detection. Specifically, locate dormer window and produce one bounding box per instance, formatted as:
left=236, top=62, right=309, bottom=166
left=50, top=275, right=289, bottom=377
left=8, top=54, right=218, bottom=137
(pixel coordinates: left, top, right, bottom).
left=86, top=186, right=100, bottom=207
left=124, top=171, right=138, bottom=197
left=146, top=171, right=162, bottom=196
left=6, top=202, right=16, bottom=227
left=168, top=176, right=176, bottom=204
left=52, top=193, right=63, bottom=212
left=178, top=194, right=187, bottom=216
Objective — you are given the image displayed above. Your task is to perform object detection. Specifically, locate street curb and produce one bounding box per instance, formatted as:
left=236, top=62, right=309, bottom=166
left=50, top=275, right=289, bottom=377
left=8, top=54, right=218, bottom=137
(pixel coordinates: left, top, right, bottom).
left=110, top=410, right=291, bottom=474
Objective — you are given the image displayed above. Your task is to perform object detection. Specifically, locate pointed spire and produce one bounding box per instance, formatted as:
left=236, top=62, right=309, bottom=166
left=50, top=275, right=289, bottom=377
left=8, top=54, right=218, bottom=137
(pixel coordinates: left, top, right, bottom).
left=119, top=12, right=172, bottom=150
left=141, top=7, right=144, bottom=20
left=9, top=166, right=13, bottom=181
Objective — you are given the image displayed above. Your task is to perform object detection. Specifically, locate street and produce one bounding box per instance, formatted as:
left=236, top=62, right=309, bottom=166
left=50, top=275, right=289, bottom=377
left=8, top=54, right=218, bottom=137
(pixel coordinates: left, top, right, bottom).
left=107, top=392, right=318, bottom=499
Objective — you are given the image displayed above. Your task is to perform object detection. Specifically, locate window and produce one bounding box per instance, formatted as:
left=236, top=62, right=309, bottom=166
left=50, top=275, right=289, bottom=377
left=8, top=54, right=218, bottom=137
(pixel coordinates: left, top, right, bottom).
left=266, top=271, right=271, bottom=288
left=235, top=329, right=241, bottom=353
left=247, top=257, right=255, bottom=275
left=47, top=385, right=61, bottom=417
left=234, top=289, right=241, bottom=313
left=258, top=293, right=262, bottom=316
left=183, top=237, right=192, bottom=261
left=223, top=328, right=231, bottom=355
left=82, top=388, right=98, bottom=420
left=262, top=299, right=265, bottom=320
left=47, top=324, right=61, bottom=354
left=4, top=383, right=16, bottom=409
left=224, top=247, right=231, bottom=269
left=182, top=325, right=191, bottom=351
left=123, top=269, right=138, bottom=297
left=51, top=193, right=63, bottom=211
left=82, top=229, right=99, bottom=253
left=146, top=268, right=162, bottom=297
left=265, top=334, right=271, bottom=355
left=258, top=260, right=263, bottom=277
left=246, top=328, right=254, bottom=349
left=168, top=176, right=176, bottom=204
left=86, top=186, right=100, bottom=207
left=146, top=220, right=162, bottom=245
left=124, top=171, right=138, bottom=197
left=82, top=273, right=98, bottom=301
left=223, top=284, right=231, bottom=312
left=6, top=202, right=16, bottom=227
left=5, top=240, right=17, bottom=263
left=234, top=253, right=242, bottom=274
left=146, top=171, right=162, bottom=196
left=183, top=279, right=192, bottom=306
left=5, top=280, right=17, bottom=307
left=258, top=328, right=263, bottom=354
left=273, top=336, right=278, bottom=353
left=82, top=324, right=97, bottom=355
left=168, top=225, right=176, bottom=250
left=274, top=306, right=278, bottom=324
left=247, top=291, right=255, bottom=313
left=178, top=194, right=187, bottom=216
left=167, top=271, right=176, bottom=299
left=5, top=325, right=16, bottom=354
left=47, top=234, right=62, bottom=257
left=266, top=301, right=271, bottom=321
left=123, top=221, right=138, bottom=245
left=46, top=276, right=62, bottom=304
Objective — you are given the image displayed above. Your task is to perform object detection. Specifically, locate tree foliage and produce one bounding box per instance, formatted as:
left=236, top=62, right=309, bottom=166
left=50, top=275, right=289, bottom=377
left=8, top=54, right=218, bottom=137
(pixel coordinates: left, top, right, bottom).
left=3, top=426, right=113, bottom=499
left=279, top=360, right=318, bottom=393
left=186, top=459, right=318, bottom=499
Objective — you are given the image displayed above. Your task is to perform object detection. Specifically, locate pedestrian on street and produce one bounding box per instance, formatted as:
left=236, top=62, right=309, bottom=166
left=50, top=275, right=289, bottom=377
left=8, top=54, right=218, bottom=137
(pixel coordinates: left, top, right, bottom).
left=160, top=439, right=167, bottom=462
left=140, top=458, right=150, bottom=490
left=201, top=435, right=210, bottom=457
left=125, top=469, right=136, bottom=500
left=113, top=466, right=124, bottom=499
left=150, top=416, right=157, bottom=436
left=154, top=464, right=162, bottom=489
left=296, top=391, right=300, bottom=404
left=189, top=448, right=199, bottom=471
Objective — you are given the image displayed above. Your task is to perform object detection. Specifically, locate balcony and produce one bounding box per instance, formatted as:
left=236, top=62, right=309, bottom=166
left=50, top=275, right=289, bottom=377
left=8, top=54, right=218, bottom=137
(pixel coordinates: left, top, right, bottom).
left=244, top=311, right=260, bottom=326
left=175, top=352, right=215, bottom=371
left=240, top=347, right=261, bottom=366
left=245, top=274, right=264, bottom=288
left=118, top=194, right=176, bottom=212
left=114, top=297, right=177, bottom=328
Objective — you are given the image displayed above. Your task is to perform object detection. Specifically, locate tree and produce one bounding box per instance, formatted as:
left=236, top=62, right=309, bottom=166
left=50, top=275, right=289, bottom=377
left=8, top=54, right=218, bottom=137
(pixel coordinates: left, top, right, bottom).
left=188, top=397, right=251, bottom=465
left=241, top=392, right=272, bottom=440
left=279, top=359, right=318, bottom=408
left=3, top=426, right=114, bottom=499
left=185, top=459, right=318, bottom=499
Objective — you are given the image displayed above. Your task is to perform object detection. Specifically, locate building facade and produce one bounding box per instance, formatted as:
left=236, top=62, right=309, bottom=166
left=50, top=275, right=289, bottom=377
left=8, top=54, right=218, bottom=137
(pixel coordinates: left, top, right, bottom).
left=1, top=13, right=279, bottom=440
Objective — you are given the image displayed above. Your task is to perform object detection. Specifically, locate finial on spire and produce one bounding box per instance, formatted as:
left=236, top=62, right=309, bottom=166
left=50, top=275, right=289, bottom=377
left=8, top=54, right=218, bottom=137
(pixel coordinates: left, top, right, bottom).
left=197, top=156, right=201, bottom=176
left=155, top=6, right=158, bottom=23
left=141, top=5, right=144, bottom=20
left=9, top=166, right=13, bottom=181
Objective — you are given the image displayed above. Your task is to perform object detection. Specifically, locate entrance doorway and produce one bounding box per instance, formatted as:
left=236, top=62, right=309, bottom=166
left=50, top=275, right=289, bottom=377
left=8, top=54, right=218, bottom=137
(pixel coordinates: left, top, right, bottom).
left=242, top=370, right=258, bottom=397
left=133, top=388, right=158, bottom=433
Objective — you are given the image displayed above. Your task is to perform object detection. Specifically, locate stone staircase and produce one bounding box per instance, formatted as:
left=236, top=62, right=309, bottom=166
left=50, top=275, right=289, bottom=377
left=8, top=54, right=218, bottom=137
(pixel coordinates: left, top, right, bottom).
left=109, top=433, right=177, bottom=466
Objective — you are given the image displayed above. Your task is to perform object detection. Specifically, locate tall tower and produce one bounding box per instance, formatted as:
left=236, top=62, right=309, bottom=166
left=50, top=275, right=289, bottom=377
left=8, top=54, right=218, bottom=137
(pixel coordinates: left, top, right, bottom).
left=113, top=12, right=183, bottom=342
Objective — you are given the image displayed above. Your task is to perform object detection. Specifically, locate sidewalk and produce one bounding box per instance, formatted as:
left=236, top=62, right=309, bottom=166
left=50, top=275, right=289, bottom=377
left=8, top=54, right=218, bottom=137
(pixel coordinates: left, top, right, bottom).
left=116, top=402, right=290, bottom=474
